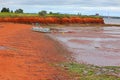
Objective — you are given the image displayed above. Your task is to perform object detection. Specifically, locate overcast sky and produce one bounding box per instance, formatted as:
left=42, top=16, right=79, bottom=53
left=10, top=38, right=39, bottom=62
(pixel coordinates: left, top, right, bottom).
left=0, top=0, right=120, bottom=17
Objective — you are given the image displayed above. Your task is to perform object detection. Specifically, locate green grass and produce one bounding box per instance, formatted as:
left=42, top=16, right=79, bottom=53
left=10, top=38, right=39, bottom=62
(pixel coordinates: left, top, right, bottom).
left=60, top=62, right=120, bottom=80
left=0, top=12, right=38, bottom=17
left=0, top=12, right=102, bottom=18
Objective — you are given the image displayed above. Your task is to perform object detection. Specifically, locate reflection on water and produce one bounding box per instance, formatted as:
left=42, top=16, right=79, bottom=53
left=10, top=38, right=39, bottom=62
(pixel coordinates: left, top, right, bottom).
left=49, top=27, right=120, bottom=66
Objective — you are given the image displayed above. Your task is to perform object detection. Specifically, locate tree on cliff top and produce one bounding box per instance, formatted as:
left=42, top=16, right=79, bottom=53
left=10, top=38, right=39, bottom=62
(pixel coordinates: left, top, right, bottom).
left=15, top=9, right=23, bottom=13
left=1, top=7, right=10, bottom=13
left=38, top=10, right=47, bottom=16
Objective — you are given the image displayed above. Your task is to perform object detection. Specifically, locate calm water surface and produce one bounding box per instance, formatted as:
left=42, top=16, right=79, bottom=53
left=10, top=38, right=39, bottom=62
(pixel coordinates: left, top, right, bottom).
left=104, top=18, right=120, bottom=25
left=49, top=26, right=120, bottom=66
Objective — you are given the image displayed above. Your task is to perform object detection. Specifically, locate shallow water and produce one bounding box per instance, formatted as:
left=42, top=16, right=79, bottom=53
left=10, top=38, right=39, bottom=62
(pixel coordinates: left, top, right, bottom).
left=104, top=18, right=120, bottom=25
left=49, top=26, right=120, bottom=66
left=0, top=46, right=7, bottom=50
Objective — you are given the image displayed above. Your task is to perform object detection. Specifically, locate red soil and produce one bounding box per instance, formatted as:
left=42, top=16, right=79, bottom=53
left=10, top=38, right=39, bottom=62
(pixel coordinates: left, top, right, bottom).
left=0, top=17, right=104, bottom=24
left=0, top=23, right=71, bottom=80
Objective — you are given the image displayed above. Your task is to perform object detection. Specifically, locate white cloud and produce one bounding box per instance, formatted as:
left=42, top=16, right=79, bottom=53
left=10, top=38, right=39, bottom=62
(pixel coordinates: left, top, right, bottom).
left=1, top=0, right=120, bottom=6
left=0, top=0, right=120, bottom=16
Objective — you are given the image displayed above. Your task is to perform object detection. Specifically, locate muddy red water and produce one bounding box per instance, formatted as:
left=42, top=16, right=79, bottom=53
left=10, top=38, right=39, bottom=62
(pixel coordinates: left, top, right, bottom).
left=49, top=27, right=120, bottom=66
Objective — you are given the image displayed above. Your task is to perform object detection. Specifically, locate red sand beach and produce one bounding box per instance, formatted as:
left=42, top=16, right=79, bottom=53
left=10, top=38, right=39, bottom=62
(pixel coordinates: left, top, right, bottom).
left=0, top=22, right=120, bottom=80
left=0, top=23, right=71, bottom=80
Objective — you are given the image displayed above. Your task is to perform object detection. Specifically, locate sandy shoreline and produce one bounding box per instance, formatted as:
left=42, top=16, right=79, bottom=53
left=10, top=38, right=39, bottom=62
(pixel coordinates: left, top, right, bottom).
left=40, top=23, right=120, bottom=28
left=0, top=22, right=120, bottom=79
left=0, top=23, right=72, bottom=80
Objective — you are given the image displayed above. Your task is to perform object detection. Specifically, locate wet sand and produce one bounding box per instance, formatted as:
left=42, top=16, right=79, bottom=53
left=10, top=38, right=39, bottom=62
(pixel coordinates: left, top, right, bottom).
left=0, top=23, right=71, bottom=80
left=49, top=26, right=120, bottom=66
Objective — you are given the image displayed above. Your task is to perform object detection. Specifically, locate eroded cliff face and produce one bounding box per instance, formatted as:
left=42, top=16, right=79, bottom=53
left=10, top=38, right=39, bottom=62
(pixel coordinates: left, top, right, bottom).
left=0, top=17, right=104, bottom=24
